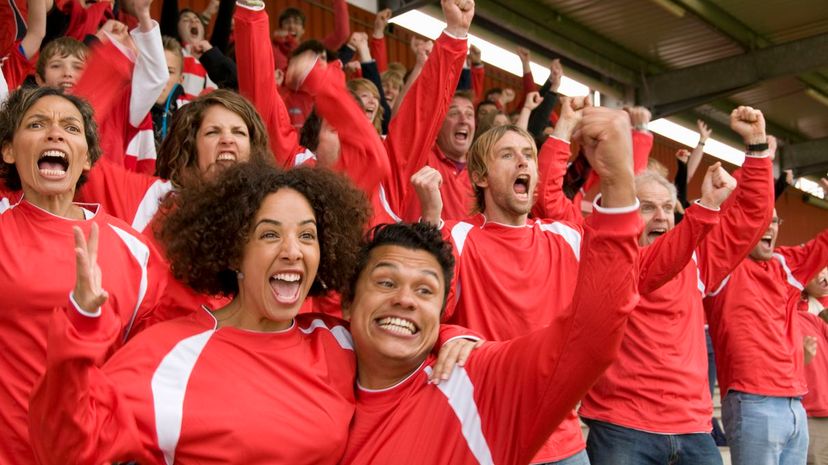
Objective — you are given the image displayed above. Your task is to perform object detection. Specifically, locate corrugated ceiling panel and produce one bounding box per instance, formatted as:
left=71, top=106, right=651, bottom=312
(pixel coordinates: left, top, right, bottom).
left=543, top=0, right=744, bottom=68
left=713, top=0, right=828, bottom=42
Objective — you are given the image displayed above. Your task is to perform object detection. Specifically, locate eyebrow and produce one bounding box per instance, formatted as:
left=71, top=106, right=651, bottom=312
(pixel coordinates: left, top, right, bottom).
left=254, top=218, right=317, bottom=228
left=25, top=113, right=82, bottom=124
left=373, top=261, right=440, bottom=281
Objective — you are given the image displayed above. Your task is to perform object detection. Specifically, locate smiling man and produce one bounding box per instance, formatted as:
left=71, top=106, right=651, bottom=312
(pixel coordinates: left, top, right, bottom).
left=406, top=107, right=642, bottom=465
left=341, top=167, right=641, bottom=464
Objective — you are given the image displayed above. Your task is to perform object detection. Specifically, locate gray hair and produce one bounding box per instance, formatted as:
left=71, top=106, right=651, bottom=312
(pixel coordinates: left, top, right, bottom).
left=635, top=169, right=678, bottom=205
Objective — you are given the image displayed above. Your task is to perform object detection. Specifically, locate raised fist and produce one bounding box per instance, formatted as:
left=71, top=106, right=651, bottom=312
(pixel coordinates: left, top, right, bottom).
left=522, top=92, right=543, bottom=111
left=442, top=0, right=474, bottom=38
left=625, top=106, right=652, bottom=129
left=730, top=106, right=766, bottom=145
left=548, top=58, right=562, bottom=92
left=411, top=166, right=444, bottom=225
left=573, top=107, right=635, bottom=207
left=700, top=162, right=737, bottom=209
left=373, top=9, right=392, bottom=38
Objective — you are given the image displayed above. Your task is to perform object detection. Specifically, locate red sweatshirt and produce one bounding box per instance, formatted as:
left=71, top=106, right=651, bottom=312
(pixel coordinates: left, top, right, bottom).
left=531, top=136, right=583, bottom=223
left=580, top=155, right=774, bottom=434
left=382, top=32, right=469, bottom=222
left=706, top=229, right=828, bottom=399
left=0, top=200, right=169, bottom=464
left=342, top=206, right=641, bottom=465
left=441, top=200, right=640, bottom=462
left=1, top=40, right=34, bottom=92
left=29, top=308, right=356, bottom=465
left=800, top=310, right=828, bottom=417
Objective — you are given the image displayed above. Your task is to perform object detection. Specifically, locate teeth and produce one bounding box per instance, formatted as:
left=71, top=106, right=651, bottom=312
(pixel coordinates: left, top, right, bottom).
left=217, top=153, right=236, bottom=161
left=272, top=273, right=300, bottom=282
left=39, top=169, right=66, bottom=176
left=40, top=150, right=66, bottom=159
left=377, top=317, right=416, bottom=335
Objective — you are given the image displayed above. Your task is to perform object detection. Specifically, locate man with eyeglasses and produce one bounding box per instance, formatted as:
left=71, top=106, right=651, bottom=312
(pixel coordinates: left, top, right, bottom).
left=705, top=204, right=828, bottom=465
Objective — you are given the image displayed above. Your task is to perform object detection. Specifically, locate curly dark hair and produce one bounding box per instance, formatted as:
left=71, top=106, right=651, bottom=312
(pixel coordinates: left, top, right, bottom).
left=0, top=86, right=101, bottom=191
left=155, top=89, right=272, bottom=187
left=341, top=222, right=456, bottom=312
left=157, top=161, right=372, bottom=297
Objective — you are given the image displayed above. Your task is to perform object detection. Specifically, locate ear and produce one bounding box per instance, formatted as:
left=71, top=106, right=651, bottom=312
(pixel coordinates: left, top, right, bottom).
left=471, top=171, right=488, bottom=190
left=1, top=143, right=14, bottom=164
left=82, top=151, right=92, bottom=171
left=35, top=74, right=45, bottom=86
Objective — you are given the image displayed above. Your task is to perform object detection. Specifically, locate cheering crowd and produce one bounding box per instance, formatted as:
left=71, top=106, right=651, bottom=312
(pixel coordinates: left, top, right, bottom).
left=1, top=0, right=827, bottom=464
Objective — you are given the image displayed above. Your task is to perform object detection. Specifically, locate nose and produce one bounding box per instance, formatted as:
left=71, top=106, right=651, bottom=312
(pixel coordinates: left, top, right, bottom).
left=517, top=152, right=529, bottom=168
left=652, top=207, right=667, bottom=221
left=218, top=130, right=235, bottom=145
left=279, top=235, right=303, bottom=262
left=392, top=285, right=417, bottom=311
left=46, top=123, right=65, bottom=142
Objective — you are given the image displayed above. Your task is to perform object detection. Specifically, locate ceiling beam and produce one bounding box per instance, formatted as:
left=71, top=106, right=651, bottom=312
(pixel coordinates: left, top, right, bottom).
left=782, top=136, right=828, bottom=177
left=641, top=33, right=828, bottom=118
left=669, top=0, right=828, bottom=96
left=383, top=0, right=434, bottom=16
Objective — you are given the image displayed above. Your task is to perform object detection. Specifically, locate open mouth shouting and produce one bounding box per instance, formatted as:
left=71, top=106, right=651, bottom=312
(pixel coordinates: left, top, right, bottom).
left=513, top=173, right=531, bottom=201
left=269, top=271, right=303, bottom=305
left=453, top=127, right=470, bottom=145
left=647, top=227, right=667, bottom=242
left=375, top=316, right=418, bottom=337
left=37, top=150, right=69, bottom=179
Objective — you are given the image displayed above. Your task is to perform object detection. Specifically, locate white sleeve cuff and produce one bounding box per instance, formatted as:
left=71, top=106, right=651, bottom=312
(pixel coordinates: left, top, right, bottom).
left=69, top=292, right=102, bottom=318
left=694, top=199, right=721, bottom=211
left=549, top=135, right=570, bottom=145
left=236, top=0, right=265, bottom=11
left=592, top=195, right=640, bottom=214
left=442, top=29, right=468, bottom=40
left=443, top=335, right=483, bottom=344
left=130, top=19, right=160, bottom=39
left=745, top=151, right=770, bottom=159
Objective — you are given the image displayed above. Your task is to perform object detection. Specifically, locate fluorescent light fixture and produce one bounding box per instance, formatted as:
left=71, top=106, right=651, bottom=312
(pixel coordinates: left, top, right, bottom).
left=796, top=177, right=825, bottom=197
left=648, top=119, right=745, bottom=166
left=390, top=10, right=590, bottom=96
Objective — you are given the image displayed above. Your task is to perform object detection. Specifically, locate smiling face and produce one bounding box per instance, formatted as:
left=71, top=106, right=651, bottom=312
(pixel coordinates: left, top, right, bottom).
left=280, top=15, right=305, bottom=41
left=1, top=95, right=90, bottom=202
left=750, top=209, right=779, bottom=261
left=36, top=54, right=86, bottom=90
left=233, top=188, right=320, bottom=331
left=177, top=10, right=204, bottom=45
left=474, top=130, right=538, bottom=225
left=349, top=245, right=445, bottom=388
left=195, top=105, right=252, bottom=179
left=637, top=180, right=676, bottom=247
left=806, top=267, right=828, bottom=298
left=356, top=89, right=380, bottom=124
left=436, top=96, right=475, bottom=162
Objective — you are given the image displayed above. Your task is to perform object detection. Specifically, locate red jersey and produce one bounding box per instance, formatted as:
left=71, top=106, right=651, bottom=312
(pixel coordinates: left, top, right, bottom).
left=799, top=310, right=828, bottom=417
left=0, top=0, right=25, bottom=55
left=532, top=136, right=582, bottom=223
left=1, top=40, right=34, bottom=92
left=580, top=154, right=773, bottom=434
left=0, top=200, right=169, bottom=464
left=342, top=206, right=642, bottom=465
left=29, top=308, right=356, bottom=465
left=705, top=229, right=828, bottom=399
left=440, top=201, right=610, bottom=462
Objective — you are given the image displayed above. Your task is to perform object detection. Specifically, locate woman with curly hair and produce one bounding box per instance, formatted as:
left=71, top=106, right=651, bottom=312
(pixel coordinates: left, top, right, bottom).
left=29, top=162, right=373, bottom=464
left=0, top=87, right=170, bottom=464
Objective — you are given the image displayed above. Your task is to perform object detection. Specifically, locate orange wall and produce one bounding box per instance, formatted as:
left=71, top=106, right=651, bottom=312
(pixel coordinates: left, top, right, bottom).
left=153, top=1, right=828, bottom=245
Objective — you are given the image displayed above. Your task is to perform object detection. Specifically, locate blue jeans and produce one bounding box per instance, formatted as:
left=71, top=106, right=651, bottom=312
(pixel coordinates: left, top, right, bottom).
left=534, top=449, right=590, bottom=465
left=584, top=419, right=723, bottom=465
left=722, top=391, right=808, bottom=465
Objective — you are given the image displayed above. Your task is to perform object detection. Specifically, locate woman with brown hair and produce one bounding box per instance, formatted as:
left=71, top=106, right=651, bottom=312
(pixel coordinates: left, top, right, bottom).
left=77, top=89, right=275, bottom=312
left=0, top=86, right=169, bottom=464
left=30, top=162, right=372, bottom=464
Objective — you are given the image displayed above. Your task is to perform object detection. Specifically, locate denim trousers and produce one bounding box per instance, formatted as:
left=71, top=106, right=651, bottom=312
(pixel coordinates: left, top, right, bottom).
left=722, top=391, right=808, bottom=465
left=584, top=419, right=723, bottom=465
left=534, top=449, right=590, bottom=465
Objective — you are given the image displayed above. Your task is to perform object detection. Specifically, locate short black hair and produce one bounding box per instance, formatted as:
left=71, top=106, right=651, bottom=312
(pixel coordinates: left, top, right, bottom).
left=342, top=223, right=455, bottom=311
left=291, top=39, right=326, bottom=58
left=279, top=7, right=306, bottom=27
left=299, top=110, right=321, bottom=152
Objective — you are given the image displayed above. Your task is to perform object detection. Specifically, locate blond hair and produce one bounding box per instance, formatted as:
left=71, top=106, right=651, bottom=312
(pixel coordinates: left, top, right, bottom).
left=467, top=125, right=537, bottom=214
left=347, top=78, right=383, bottom=134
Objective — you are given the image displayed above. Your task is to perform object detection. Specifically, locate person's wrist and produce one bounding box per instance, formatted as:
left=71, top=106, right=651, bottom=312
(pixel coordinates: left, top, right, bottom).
left=699, top=195, right=719, bottom=210
left=444, top=26, right=468, bottom=39
left=744, top=134, right=767, bottom=146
